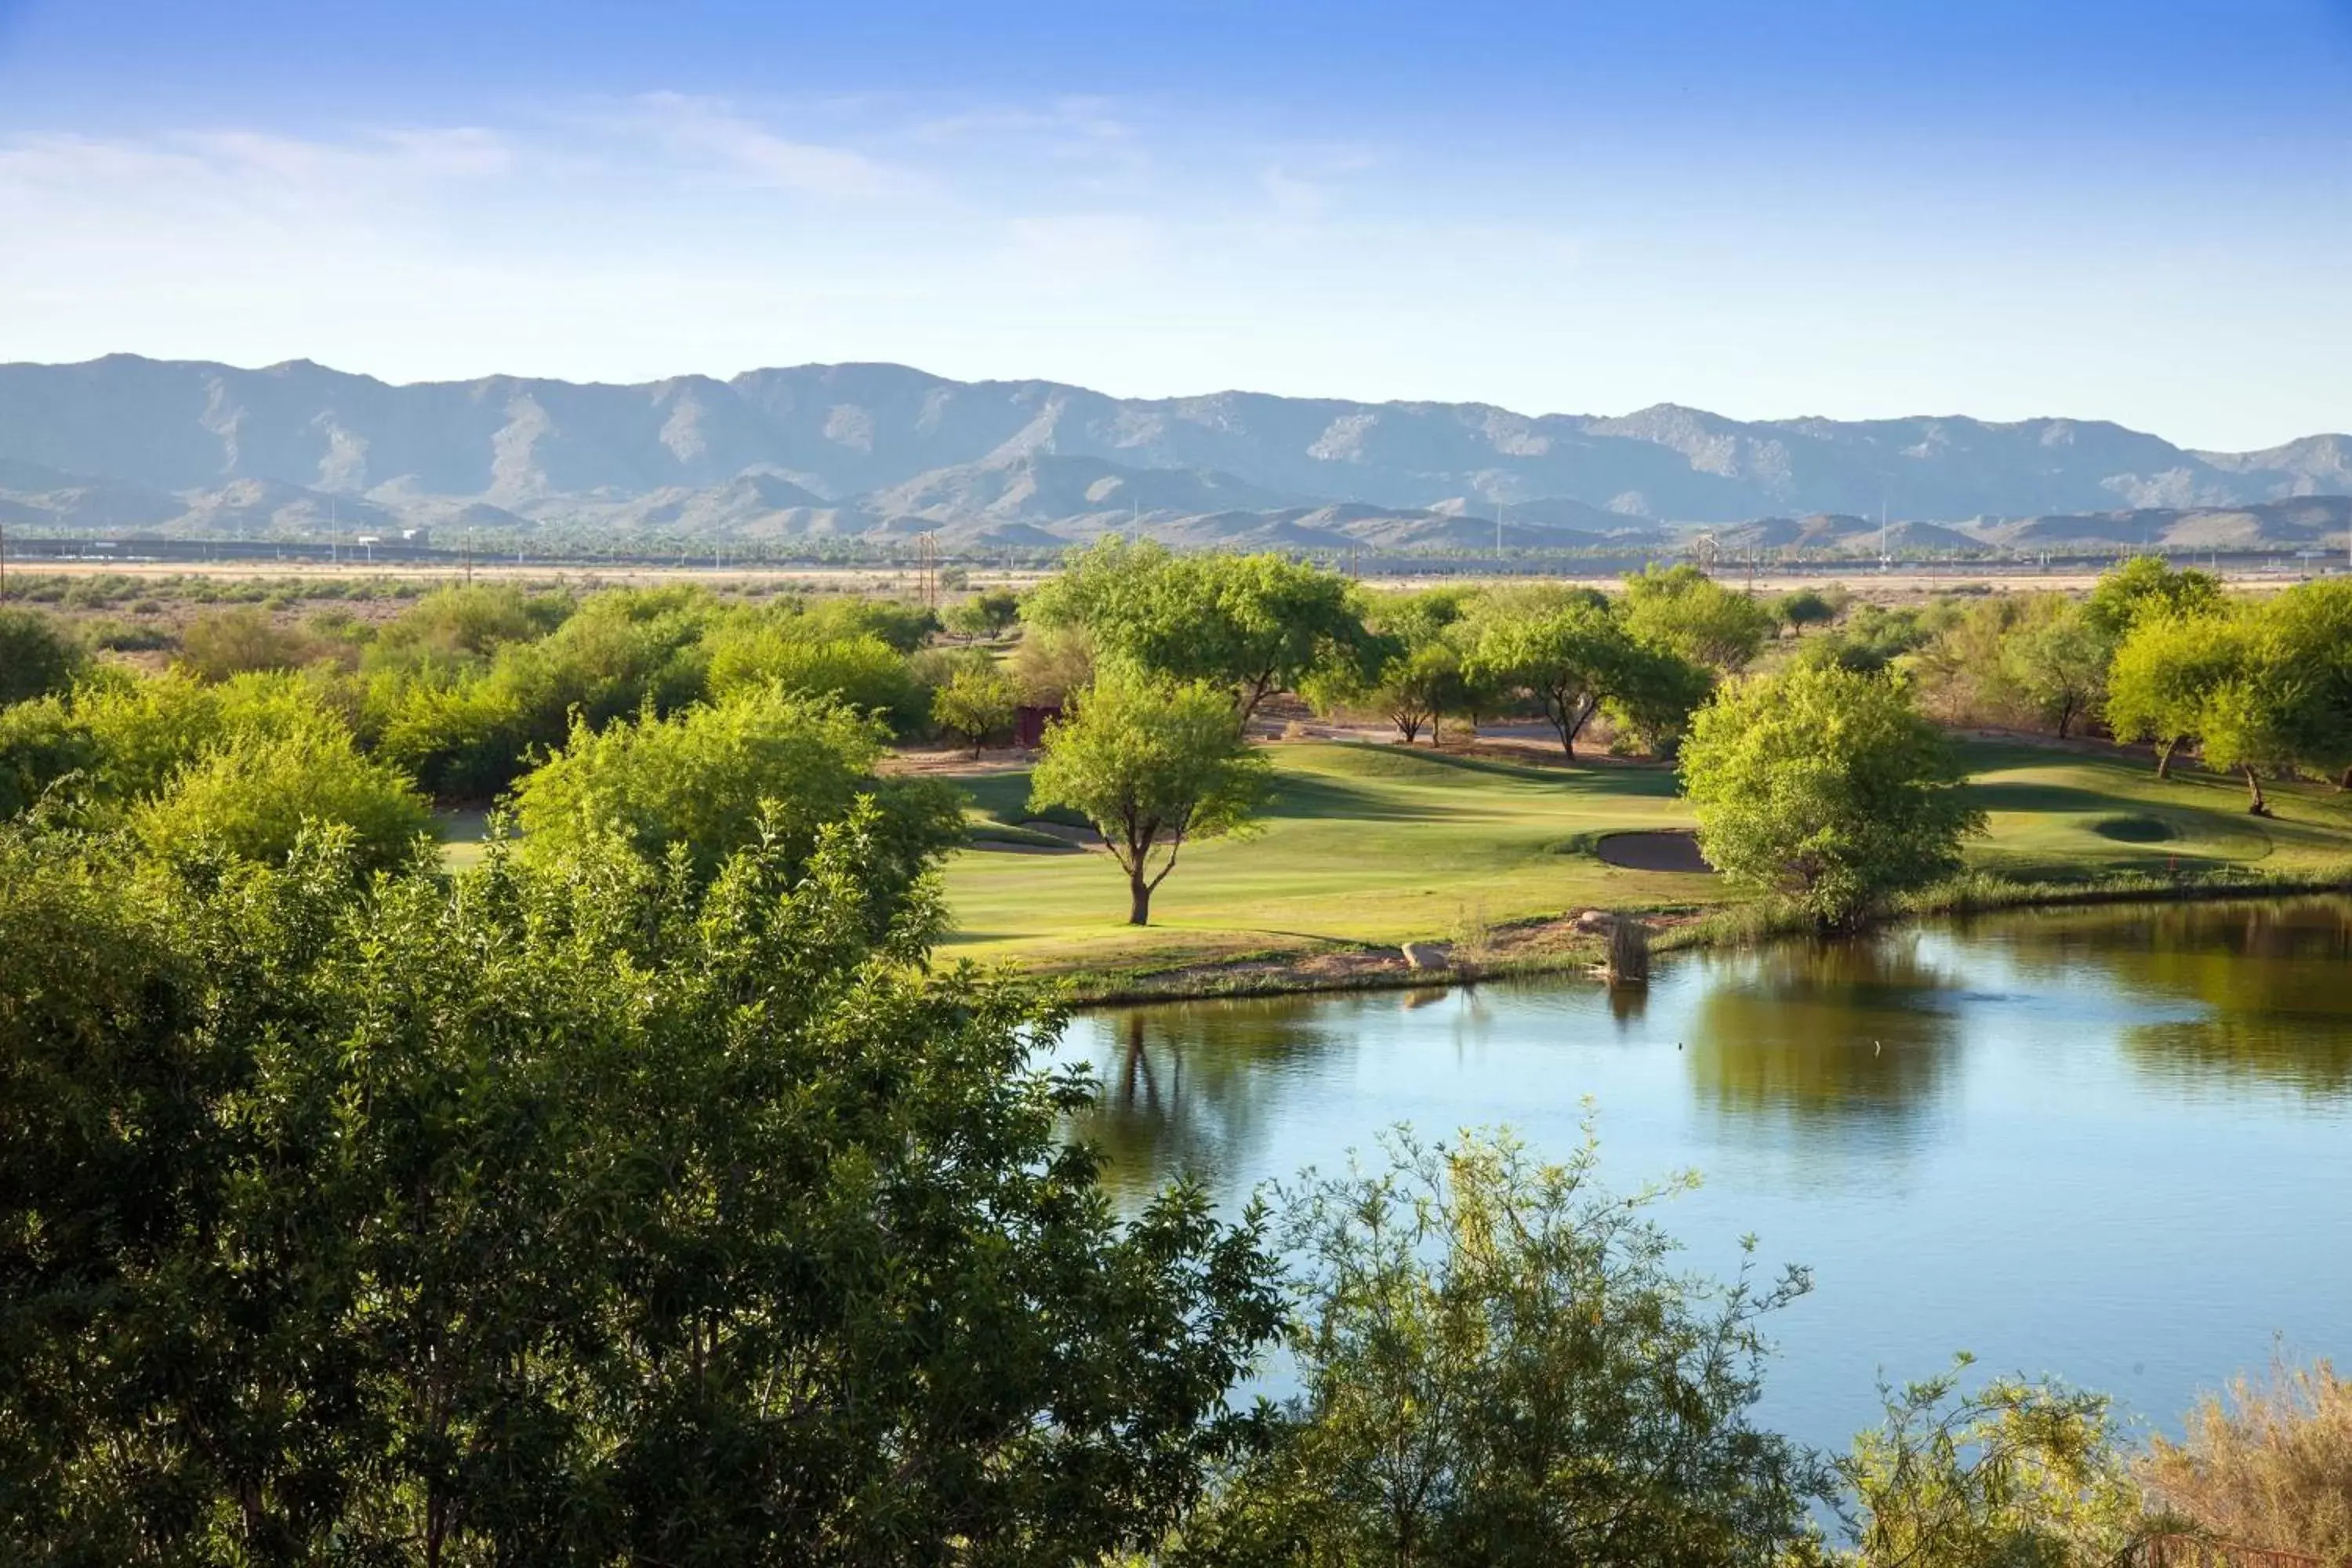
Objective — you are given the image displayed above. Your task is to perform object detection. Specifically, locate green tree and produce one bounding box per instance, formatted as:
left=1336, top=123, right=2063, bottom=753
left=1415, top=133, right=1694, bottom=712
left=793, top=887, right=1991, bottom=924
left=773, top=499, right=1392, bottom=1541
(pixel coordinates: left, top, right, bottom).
left=1469, top=592, right=1704, bottom=760
left=2003, top=601, right=2109, bottom=739
left=128, top=723, right=435, bottom=873
left=1180, top=1127, right=1828, bottom=1567
left=1621, top=564, right=1777, bottom=673
left=1029, top=675, right=1272, bottom=925
left=1307, top=588, right=1491, bottom=746
left=931, top=659, right=1018, bottom=757
left=0, top=812, right=1283, bottom=1564
left=945, top=588, right=1022, bottom=640
left=0, top=608, right=84, bottom=706
left=2256, top=579, right=2352, bottom=790
left=1771, top=588, right=1838, bottom=637
left=2082, top=555, right=2223, bottom=641
left=1026, top=540, right=1375, bottom=724
left=2104, top=612, right=2238, bottom=779
left=514, top=684, right=960, bottom=891
left=1679, top=666, right=1986, bottom=927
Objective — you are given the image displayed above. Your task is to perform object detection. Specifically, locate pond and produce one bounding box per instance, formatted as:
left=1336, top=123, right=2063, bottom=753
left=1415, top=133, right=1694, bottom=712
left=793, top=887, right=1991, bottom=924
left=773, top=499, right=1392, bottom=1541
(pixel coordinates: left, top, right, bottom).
left=1054, top=896, right=2352, bottom=1454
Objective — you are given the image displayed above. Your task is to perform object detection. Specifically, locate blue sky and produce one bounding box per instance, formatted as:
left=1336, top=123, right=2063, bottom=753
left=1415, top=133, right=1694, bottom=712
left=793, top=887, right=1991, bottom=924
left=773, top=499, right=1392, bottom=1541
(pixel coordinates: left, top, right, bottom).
left=2, top=0, right=2348, bottom=448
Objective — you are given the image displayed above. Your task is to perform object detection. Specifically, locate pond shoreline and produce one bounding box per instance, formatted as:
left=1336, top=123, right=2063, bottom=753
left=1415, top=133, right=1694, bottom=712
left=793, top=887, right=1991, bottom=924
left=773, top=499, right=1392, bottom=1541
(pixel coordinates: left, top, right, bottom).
left=1054, top=869, right=2352, bottom=1009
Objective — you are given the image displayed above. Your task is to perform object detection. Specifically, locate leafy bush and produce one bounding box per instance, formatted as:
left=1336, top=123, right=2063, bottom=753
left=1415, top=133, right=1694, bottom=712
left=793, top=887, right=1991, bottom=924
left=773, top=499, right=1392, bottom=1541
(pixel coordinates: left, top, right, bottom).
left=1181, top=1127, right=1827, bottom=1566
left=0, top=608, right=85, bottom=706
left=175, top=607, right=323, bottom=681
left=704, top=623, right=921, bottom=725
left=0, top=816, right=1278, bottom=1563
left=1820, top=1359, right=2147, bottom=1566
left=513, top=684, right=963, bottom=893
left=0, top=697, right=99, bottom=818
left=130, top=724, right=434, bottom=872
left=78, top=615, right=176, bottom=653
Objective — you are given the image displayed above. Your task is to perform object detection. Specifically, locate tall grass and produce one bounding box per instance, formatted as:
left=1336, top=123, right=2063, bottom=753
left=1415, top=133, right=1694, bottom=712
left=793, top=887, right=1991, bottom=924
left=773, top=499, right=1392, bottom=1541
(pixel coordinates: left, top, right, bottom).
left=2138, top=1359, right=2352, bottom=1560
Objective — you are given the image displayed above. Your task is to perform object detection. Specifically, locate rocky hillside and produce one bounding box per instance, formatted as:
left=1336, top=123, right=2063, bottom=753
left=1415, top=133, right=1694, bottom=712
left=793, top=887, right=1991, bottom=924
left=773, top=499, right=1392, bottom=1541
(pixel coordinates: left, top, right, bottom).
left=1, top=354, right=2347, bottom=553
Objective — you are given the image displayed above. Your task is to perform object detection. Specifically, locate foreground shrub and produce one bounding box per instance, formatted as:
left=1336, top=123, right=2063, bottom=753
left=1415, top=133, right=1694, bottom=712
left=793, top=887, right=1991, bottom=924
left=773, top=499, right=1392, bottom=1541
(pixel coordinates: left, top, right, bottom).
left=0, top=817, right=1281, bottom=1563
left=1819, top=1358, right=2148, bottom=1566
left=2138, top=1358, right=2352, bottom=1560
left=1180, top=1127, right=1828, bottom=1566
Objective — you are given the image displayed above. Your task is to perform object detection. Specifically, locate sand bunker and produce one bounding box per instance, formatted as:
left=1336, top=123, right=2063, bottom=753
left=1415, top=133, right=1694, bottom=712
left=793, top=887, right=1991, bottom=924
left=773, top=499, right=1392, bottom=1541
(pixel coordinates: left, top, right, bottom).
left=1595, top=830, right=1714, bottom=873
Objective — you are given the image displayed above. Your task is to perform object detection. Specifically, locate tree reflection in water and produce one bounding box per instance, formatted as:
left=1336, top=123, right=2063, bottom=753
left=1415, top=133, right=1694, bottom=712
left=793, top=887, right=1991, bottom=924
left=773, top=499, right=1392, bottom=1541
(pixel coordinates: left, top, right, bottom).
left=1983, top=897, right=2352, bottom=1095
left=1062, top=993, right=1354, bottom=1198
left=1684, top=937, right=1964, bottom=1133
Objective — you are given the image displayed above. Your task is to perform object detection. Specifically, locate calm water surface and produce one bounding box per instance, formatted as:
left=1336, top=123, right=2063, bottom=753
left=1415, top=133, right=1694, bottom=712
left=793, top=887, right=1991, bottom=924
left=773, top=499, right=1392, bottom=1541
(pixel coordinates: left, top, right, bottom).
left=1055, top=897, right=2352, bottom=1453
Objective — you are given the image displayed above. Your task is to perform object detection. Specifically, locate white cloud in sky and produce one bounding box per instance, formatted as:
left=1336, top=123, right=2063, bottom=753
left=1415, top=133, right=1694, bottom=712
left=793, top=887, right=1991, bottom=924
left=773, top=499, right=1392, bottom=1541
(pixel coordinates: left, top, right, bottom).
left=625, top=92, right=915, bottom=198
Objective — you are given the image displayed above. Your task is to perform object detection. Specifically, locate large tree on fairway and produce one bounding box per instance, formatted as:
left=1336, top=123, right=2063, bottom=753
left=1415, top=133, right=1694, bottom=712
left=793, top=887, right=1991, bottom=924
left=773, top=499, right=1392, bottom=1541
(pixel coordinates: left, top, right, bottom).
left=0, top=811, right=1283, bottom=1563
left=1679, top=665, right=1985, bottom=927
left=2104, top=612, right=2240, bottom=779
left=1025, top=539, right=1374, bottom=724
left=1469, top=593, right=1705, bottom=760
left=1028, top=674, right=1272, bottom=926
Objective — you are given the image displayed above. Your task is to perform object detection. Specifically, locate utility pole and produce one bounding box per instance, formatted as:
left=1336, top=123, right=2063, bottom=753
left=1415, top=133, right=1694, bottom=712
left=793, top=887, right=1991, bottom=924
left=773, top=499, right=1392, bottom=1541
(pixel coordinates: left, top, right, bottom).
left=0, top=517, right=7, bottom=601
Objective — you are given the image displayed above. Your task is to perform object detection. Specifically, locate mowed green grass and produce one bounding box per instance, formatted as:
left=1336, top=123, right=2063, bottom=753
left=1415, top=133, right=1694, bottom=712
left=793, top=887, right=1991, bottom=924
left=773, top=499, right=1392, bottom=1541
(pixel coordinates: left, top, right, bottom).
left=937, top=739, right=2352, bottom=974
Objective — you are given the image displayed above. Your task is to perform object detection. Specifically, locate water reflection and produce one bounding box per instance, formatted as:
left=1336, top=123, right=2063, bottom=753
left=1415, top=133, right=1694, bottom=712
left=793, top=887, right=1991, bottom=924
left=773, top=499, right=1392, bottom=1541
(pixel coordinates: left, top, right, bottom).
left=1057, top=895, right=2352, bottom=1455
left=1061, top=897, right=2352, bottom=1201
left=1981, top=898, right=2352, bottom=1094
left=1685, top=937, right=1964, bottom=1132
left=1065, top=993, right=1356, bottom=1196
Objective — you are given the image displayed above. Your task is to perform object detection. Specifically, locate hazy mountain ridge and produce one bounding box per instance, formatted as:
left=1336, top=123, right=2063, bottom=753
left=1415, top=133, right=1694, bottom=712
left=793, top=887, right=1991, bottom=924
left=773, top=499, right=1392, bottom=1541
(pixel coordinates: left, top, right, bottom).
left=0, top=354, right=2347, bottom=554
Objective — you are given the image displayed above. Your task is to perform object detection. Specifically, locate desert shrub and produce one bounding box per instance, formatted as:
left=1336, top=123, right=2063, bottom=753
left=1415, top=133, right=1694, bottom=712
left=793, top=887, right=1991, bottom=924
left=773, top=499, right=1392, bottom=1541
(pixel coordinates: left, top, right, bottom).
left=0, top=697, right=99, bottom=818
left=2137, top=1359, right=2352, bottom=1560
left=80, top=616, right=176, bottom=653
left=513, top=684, right=961, bottom=892
left=372, top=583, right=568, bottom=662
left=0, top=609, right=85, bottom=706
left=705, top=623, right=922, bottom=727
left=131, top=724, right=434, bottom=873
left=1180, top=1127, right=1827, bottom=1566
left=367, top=673, right=528, bottom=801
left=176, top=607, right=322, bottom=681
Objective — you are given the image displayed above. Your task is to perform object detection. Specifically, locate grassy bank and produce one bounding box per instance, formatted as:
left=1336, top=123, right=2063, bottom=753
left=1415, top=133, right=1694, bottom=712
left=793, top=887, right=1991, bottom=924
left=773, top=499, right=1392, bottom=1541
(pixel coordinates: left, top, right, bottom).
left=936, top=737, right=2352, bottom=996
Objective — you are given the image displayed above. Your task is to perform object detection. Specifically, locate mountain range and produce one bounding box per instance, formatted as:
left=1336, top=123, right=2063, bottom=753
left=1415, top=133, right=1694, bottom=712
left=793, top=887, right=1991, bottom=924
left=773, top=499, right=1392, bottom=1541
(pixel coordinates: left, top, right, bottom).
left=2, top=354, right=2348, bottom=555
